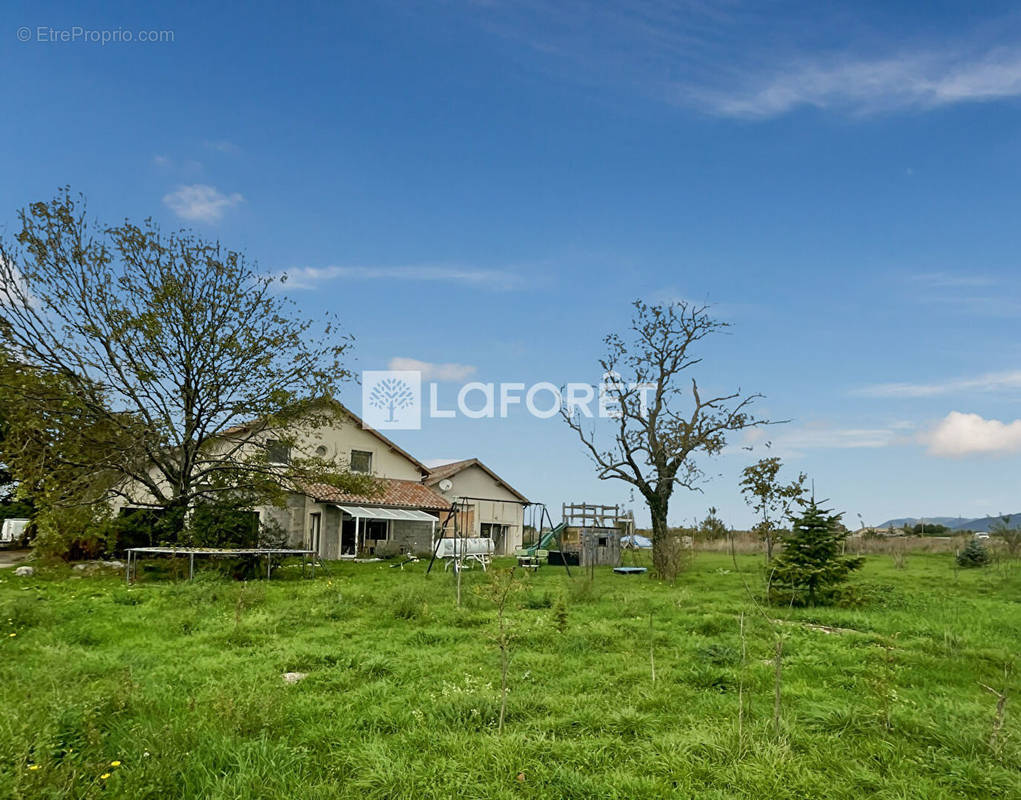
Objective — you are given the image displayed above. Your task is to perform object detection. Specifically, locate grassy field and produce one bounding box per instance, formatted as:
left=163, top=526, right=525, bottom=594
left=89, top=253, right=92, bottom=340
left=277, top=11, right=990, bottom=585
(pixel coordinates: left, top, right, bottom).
left=1, top=551, right=1019, bottom=799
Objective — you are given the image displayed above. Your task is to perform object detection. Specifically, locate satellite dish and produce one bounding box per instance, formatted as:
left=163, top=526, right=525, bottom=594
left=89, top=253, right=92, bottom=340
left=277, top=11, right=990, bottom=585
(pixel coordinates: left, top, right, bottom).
left=439, top=479, right=453, bottom=491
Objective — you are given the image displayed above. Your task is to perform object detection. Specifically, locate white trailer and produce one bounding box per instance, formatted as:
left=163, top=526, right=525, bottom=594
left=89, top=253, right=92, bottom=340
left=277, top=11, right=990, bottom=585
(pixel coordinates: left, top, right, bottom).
left=433, top=536, right=493, bottom=571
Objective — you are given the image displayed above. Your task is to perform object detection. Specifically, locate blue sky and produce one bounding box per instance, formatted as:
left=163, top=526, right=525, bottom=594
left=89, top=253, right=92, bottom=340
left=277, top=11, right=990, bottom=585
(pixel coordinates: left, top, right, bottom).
left=5, top=1, right=1021, bottom=528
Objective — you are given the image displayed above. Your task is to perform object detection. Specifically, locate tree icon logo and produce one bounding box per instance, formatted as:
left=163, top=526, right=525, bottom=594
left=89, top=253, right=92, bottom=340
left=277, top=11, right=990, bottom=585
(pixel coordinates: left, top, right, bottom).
left=361, top=370, right=422, bottom=430
left=369, top=377, right=414, bottom=423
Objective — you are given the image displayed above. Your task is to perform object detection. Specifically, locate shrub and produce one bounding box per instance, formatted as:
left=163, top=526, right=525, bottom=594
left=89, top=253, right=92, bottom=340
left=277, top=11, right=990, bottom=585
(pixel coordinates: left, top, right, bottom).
left=769, top=499, right=864, bottom=605
left=991, top=516, right=1021, bottom=559
left=831, top=581, right=897, bottom=608
left=956, top=537, right=991, bottom=568
left=653, top=529, right=694, bottom=580
left=696, top=508, right=728, bottom=541
left=523, top=590, right=553, bottom=610
left=31, top=505, right=116, bottom=560
left=392, top=588, right=427, bottom=620
left=553, top=595, right=569, bottom=634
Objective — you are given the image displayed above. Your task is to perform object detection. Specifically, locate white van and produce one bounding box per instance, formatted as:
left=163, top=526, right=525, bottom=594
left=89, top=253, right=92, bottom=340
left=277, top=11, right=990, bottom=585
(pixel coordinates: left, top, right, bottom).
left=0, top=518, right=29, bottom=544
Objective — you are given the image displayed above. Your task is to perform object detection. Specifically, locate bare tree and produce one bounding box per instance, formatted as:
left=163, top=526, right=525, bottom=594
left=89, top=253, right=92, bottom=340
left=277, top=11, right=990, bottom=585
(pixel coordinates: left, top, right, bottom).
left=562, top=300, right=772, bottom=578
left=0, top=189, right=373, bottom=539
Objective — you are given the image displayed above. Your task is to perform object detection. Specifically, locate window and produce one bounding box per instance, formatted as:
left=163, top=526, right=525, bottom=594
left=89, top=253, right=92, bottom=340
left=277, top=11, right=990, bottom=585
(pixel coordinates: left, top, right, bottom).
left=266, top=440, right=290, bottom=464
left=598, top=536, right=608, bottom=548
left=365, top=519, right=388, bottom=540
left=350, top=450, right=373, bottom=473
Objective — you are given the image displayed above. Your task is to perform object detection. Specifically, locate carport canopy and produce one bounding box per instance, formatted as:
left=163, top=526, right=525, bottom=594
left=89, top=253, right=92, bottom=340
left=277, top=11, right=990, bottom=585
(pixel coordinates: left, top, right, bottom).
left=334, top=505, right=438, bottom=522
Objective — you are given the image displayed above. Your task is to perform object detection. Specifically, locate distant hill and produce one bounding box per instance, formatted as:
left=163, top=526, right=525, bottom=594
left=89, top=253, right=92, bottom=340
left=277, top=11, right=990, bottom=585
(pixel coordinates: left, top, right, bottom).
left=876, top=517, right=963, bottom=529
left=876, top=514, right=1021, bottom=533
left=950, top=514, right=1020, bottom=533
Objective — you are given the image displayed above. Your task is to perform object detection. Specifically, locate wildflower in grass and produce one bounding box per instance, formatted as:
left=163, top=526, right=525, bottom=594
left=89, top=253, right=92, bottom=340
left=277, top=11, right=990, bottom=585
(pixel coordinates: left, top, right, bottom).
left=100, top=773, right=111, bottom=780
left=110, top=760, right=121, bottom=767
left=28, top=764, right=40, bottom=771
left=8, top=633, right=15, bottom=637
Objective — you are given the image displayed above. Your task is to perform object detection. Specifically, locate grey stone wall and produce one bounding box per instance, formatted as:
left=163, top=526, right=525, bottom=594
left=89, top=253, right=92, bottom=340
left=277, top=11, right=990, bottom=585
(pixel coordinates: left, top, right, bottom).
left=258, top=493, right=307, bottom=548
left=321, top=505, right=343, bottom=559
left=389, top=520, right=435, bottom=556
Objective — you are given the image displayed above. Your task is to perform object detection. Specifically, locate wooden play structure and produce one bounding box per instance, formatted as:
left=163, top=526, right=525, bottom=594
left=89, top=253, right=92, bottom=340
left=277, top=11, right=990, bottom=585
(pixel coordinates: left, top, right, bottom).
left=545, top=502, right=634, bottom=568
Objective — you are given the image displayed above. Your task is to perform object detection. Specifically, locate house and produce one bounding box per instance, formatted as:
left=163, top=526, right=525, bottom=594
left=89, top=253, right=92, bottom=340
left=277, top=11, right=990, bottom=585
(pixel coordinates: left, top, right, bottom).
left=259, top=413, right=529, bottom=558
left=113, top=400, right=528, bottom=560
left=424, top=458, right=529, bottom=555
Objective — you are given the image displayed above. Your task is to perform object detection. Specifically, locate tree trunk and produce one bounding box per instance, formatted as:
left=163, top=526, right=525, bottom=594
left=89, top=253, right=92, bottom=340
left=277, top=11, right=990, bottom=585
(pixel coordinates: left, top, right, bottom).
left=649, top=500, right=674, bottom=579
left=160, top=493, right=191, bottom=546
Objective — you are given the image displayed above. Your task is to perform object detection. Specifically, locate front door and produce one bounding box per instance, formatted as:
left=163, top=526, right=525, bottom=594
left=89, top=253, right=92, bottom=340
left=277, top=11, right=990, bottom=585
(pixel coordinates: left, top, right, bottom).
left=341, top=517, right=357, bottom=556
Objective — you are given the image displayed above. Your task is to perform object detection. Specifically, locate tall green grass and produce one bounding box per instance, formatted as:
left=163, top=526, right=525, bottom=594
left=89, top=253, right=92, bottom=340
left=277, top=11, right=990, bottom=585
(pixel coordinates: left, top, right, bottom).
left=1, top=553, right=1018, bottom=798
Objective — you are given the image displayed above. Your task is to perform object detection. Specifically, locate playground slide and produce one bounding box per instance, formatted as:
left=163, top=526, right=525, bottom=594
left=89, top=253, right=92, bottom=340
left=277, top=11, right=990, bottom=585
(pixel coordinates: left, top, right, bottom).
left=526, top=522, right=566, bottom=555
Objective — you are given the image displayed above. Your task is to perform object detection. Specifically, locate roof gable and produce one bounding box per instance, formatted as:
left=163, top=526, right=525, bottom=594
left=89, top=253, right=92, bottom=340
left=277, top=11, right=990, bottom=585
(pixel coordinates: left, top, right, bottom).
left=425, top=458, right=529, bottom=503
left=217, top=398, right=430, bottom=477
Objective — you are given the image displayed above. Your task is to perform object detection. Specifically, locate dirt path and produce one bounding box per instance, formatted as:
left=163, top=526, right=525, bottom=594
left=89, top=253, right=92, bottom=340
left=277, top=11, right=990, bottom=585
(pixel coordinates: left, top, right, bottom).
left=0, top=549, right=31, bottom=568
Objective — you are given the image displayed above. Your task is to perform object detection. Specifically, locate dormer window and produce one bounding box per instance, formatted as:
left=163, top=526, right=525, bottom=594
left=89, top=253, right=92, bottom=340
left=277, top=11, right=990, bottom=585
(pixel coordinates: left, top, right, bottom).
left=350, top=449, right=373, bottom=473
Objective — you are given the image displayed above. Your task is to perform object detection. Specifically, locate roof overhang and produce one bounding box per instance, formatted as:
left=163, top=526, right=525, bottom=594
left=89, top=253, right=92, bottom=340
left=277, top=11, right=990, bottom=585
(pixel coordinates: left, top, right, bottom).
left=334, top=504, right=438, bottom=522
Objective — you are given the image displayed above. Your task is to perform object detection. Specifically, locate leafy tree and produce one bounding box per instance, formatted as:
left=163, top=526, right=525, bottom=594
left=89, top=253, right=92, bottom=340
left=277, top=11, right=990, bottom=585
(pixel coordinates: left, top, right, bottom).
left=906, top=522, right=950, bottom=536
left=957, top=537, right=991, bottom=568
left=739, top=456, right=807, bottom=561
left=562, top=300, right=771, bottom=578
left=0, top=349, right=136, bottom=513
left=0, top=418, right=12, bottom=503
left=0, top=189, right=373, bottom=542
left=991, top=515, right=1021, bottom=559
left=769, top=499, right=864, bottom=605
left=0, top=401, right=32, bottom=519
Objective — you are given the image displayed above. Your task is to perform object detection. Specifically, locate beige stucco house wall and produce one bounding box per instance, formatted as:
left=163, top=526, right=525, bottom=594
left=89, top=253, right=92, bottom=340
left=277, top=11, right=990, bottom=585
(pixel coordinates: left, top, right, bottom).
left=109, top=403, right=531, bottom=561
left=425, top=459, right=529, bottom=555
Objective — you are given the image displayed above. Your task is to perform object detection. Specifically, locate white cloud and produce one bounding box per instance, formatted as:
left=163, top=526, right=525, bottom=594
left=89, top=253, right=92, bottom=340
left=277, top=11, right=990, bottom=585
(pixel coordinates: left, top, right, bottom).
left=776, top=425, right=903, bottom=451
left=163, top=184, right=244, bottom=223
left=926, top=295, right=1021, bottom=318
left=737, top=421, right=908, bottom=455
left=280, top=264, right=525, bottom=291
left=469, top=2, right=1021, bottom=119
left=0, top=258, right=31, bottom=309
left=922, top=411, right=1021, bottom=457
left=684, top=47, right=1021, bottom=118
left=910, top=271, right=998, bottom=288
left=388, top=357, right=477, bottom=382
left=857, top=370, right=1021, bottom=398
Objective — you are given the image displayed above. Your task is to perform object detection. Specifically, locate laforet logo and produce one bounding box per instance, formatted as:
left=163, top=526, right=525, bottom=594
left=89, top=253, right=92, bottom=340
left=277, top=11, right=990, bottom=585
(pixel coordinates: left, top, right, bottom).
left=361, top=370, right=422, bottom=430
